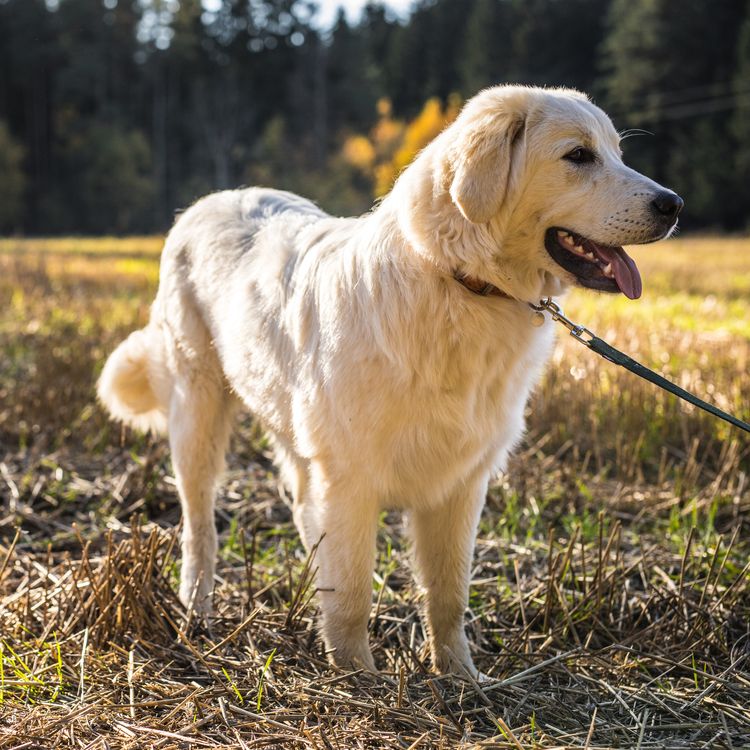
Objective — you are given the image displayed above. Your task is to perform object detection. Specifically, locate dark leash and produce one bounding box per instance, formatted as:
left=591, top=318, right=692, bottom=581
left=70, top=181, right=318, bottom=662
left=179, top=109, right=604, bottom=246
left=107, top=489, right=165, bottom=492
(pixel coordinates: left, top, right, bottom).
left=530, top=298, right=750, bottom=435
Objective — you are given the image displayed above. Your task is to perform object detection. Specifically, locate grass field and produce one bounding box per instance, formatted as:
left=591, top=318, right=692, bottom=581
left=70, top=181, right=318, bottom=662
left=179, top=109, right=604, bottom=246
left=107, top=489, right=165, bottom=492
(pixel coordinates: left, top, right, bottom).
left=1, top=235, right=749, bottom=748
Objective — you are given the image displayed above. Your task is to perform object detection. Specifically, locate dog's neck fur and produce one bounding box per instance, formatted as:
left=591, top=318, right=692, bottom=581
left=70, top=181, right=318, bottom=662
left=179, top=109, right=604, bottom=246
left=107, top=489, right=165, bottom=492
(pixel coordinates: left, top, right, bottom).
left=380, top=130, right=563, bottom=306
left=338, top=200, right=547, bottom=389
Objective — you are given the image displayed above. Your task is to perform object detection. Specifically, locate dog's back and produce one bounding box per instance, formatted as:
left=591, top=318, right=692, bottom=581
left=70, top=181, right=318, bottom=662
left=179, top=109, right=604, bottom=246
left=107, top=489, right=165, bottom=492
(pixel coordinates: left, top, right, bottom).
left=98, top=187, right=327, bottom=435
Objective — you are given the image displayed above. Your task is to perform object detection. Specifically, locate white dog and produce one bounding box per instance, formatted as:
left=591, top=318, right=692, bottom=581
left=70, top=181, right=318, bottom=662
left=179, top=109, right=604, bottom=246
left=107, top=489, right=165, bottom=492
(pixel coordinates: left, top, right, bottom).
left=98, top=85, right=682, bottom=677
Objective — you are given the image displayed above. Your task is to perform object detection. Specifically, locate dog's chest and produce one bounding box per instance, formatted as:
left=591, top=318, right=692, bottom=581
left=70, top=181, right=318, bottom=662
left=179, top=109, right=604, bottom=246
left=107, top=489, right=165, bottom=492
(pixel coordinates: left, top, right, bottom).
left=359, top=315, right=555, bottom=505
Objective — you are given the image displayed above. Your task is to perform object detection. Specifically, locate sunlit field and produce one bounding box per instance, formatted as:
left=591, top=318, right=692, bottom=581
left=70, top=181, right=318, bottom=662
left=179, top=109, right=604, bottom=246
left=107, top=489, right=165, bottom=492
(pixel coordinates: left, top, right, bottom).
left=1, top=236, right=749, bottom=748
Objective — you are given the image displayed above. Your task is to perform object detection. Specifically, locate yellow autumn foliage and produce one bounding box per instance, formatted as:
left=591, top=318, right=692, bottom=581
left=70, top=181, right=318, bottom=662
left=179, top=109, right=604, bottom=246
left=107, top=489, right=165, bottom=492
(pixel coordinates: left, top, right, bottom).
left=342, top=135, right=376, bottom=171
left=342, top=94, right=463, bottom=198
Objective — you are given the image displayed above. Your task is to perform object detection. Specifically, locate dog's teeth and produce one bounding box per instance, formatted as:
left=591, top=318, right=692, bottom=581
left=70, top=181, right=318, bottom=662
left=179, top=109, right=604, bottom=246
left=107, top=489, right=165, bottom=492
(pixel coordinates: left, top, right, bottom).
left=585, top=251, right=595, bottom=260
left=573, top=245, right=584, bottom=254
left=557, top=230, right=568, bottom=238
left=603, top=263, right=613, bottom=277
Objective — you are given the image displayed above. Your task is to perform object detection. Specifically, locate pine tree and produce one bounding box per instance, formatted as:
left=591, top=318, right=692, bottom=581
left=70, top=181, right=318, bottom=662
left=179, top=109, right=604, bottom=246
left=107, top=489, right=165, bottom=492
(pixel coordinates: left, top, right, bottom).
left=731, top=2, right=750, bottom=226
left=0, top=120, right=26, bottom=232
left=459, top=0, right=515, bottom=94
left=600, top=0, right=746, bottom=227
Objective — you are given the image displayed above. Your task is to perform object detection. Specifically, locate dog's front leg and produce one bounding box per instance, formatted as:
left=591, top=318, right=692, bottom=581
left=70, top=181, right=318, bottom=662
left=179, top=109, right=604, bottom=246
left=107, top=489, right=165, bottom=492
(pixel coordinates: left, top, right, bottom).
left=408, top=472, right=488, bottom=678
left=306, top=473, right=379, bottom=672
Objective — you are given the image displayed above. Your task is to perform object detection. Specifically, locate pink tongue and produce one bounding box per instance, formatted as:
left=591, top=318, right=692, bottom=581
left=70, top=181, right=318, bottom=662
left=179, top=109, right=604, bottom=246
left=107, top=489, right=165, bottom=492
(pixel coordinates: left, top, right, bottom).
left=591, top=244, right=642, bottom=300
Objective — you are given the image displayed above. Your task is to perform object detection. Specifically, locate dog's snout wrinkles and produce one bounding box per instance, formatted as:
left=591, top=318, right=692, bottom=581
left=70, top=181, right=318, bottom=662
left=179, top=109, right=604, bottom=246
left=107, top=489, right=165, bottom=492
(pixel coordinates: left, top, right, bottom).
left=651, top=191, right=684, bottom=222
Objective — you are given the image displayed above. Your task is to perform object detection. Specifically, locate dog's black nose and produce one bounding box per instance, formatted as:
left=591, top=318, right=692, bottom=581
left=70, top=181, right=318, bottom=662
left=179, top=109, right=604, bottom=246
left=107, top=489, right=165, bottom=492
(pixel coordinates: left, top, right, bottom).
left=651, top=191, right=684, bottom=221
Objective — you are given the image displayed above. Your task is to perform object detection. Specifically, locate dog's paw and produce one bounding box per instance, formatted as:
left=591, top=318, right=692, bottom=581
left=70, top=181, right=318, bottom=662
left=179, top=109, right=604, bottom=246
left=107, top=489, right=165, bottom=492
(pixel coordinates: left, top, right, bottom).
left=452, top=662, right=491, bottom=684
left=432, top=643, right=493, bottom=684
left=329, top=643, right=377, bottom=673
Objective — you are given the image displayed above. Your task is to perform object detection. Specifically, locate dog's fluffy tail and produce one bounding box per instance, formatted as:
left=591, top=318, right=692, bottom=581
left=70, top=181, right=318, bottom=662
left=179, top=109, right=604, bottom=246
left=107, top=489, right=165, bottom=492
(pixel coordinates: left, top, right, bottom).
left=97, top=327, right=169, bottom=434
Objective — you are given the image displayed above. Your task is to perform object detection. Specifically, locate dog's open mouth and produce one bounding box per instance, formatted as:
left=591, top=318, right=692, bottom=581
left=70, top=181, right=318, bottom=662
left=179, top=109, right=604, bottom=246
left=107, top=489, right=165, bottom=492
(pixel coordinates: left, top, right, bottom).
left=544, top=228, right=642, bottom=300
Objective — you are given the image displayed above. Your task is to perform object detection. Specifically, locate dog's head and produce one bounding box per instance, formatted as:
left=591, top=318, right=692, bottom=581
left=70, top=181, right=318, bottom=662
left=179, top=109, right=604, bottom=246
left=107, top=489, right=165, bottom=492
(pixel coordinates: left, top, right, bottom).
left=398, top=85, right=682, bottom=302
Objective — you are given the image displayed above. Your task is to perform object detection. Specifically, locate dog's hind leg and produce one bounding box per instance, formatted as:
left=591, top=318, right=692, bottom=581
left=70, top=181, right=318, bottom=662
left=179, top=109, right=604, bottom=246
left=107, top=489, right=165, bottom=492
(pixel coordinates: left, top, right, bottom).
left=408, top=470, right=489, bottom=678
left=169, top=371, right=234, bottom=614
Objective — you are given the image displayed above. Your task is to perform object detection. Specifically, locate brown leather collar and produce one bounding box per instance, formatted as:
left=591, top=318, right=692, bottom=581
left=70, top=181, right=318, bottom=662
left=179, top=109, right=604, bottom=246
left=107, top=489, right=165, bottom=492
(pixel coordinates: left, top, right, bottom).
left=453, top=272, right=513, bottom=300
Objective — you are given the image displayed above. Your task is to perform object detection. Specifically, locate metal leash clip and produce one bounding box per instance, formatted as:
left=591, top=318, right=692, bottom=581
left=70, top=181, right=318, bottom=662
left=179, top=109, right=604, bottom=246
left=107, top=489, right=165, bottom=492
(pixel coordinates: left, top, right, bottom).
left=529, top=298, right=595, bottom=346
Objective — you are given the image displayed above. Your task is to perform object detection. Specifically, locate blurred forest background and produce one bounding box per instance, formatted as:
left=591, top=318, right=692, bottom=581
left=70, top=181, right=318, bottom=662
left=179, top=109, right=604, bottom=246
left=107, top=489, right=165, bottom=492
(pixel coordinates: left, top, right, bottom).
left=1, top=0, right=750, bottom=235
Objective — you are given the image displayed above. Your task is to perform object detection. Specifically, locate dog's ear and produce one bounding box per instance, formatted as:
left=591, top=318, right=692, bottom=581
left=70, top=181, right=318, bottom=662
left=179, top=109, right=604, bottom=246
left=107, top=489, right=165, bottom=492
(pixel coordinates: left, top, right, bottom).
left=449, top=112, right=526, bottom=224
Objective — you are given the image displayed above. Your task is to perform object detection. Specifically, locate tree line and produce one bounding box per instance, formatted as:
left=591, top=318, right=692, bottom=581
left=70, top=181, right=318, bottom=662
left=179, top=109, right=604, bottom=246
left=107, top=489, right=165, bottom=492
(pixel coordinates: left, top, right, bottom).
left=1, top=0, right=749, bottom=235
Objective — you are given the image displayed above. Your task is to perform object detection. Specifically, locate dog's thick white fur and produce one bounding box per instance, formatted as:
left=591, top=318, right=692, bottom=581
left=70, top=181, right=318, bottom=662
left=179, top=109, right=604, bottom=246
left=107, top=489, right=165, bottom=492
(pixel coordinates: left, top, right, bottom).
left=98, top=85, right=679, bottom=676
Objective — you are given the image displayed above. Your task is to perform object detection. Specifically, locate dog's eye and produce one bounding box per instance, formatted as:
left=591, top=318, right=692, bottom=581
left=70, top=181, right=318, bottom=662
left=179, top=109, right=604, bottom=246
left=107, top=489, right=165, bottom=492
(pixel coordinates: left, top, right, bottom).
left=563, top=147, right=596, bottom=164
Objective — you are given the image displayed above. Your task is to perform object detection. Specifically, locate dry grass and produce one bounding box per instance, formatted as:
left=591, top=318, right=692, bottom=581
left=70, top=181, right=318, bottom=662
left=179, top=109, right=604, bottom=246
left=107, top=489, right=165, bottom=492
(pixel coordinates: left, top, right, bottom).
left=1, top=236, right=749, bottom=748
